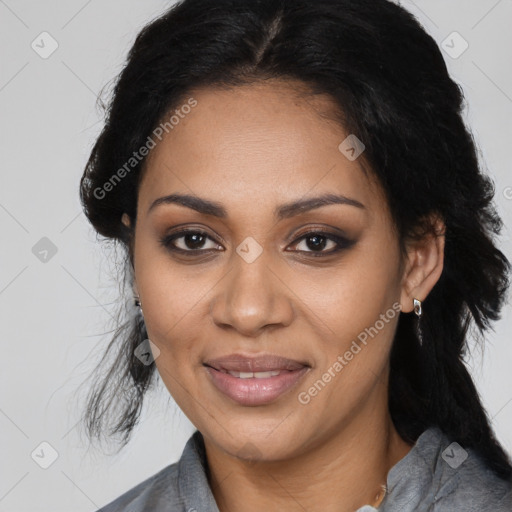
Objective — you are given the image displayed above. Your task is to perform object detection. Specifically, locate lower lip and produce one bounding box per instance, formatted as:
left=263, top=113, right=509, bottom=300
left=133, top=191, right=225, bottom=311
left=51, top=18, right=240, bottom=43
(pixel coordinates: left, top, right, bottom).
left=204, top=366, right=310, bottom=406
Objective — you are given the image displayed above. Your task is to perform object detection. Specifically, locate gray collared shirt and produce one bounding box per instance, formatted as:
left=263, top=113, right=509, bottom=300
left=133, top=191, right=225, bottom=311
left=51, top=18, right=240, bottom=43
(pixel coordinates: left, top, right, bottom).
left=96, top=426, right=512, bottom=511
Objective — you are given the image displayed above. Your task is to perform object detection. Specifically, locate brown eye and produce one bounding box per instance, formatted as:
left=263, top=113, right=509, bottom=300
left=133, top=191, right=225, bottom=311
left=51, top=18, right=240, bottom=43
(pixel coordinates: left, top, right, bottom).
left=296, top=233, right=335, bottom=252
left=160, top=229, right=222, bottom=254
left=288, top=231, right=356, bottom=257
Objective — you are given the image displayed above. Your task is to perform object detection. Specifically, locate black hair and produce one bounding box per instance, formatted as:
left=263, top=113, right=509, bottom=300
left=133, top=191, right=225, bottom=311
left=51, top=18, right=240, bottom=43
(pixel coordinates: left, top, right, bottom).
left=79, top=0, right=512, bottom=480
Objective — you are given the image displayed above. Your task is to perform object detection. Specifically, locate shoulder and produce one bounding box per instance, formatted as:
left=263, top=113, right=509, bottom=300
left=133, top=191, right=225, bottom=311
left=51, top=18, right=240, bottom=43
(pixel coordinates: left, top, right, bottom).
left=382, top=426, right=512, bottom=512
left=413, top=427, right=512, bottom=511
left=96, top=461, right=184, bottom=512
left=95, top=430, right=211, bottom=512
left=433, top=442, right=512, bottom=511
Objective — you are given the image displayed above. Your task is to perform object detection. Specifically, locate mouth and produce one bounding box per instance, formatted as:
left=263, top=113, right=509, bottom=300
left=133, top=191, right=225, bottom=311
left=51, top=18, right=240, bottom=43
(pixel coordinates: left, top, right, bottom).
left=203, top=353, right=311, bottom=406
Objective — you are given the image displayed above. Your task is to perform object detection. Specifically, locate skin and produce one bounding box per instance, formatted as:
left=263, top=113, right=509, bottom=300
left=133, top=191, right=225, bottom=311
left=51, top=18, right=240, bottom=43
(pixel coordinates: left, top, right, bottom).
left=122, top=80, right=445, bottom=512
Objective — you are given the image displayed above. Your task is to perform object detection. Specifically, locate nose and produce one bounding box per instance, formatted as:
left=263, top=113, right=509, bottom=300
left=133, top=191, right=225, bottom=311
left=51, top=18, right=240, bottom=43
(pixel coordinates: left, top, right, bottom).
left=209, top=252, right=295, bottom=337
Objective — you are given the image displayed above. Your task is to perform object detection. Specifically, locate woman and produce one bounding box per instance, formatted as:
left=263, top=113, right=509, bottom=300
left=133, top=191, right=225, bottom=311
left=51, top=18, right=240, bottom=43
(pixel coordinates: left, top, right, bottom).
left=79, top=0, right=512, bottom=510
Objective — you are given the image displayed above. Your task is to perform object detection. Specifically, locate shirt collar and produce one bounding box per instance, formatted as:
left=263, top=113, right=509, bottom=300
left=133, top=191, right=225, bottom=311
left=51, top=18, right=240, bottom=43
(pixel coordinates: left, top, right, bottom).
left=178, top=430, right=220, bottom=512
left=177, top=427, right=447, bottom=512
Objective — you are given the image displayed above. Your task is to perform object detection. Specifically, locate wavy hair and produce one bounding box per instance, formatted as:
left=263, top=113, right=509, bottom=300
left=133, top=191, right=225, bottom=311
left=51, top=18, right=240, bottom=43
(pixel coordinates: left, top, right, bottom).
left=79, top=0, right=512, bottom=479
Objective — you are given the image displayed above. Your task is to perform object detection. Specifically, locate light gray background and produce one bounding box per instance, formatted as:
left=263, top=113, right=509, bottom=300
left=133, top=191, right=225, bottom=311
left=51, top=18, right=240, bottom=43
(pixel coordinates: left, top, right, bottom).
left=1, top=1, right=511, bottom=510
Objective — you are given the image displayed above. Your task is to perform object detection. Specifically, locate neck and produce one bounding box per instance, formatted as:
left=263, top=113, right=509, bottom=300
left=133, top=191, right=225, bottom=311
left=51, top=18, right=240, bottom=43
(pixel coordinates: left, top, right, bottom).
left=204, top=394, right=413, bottom=512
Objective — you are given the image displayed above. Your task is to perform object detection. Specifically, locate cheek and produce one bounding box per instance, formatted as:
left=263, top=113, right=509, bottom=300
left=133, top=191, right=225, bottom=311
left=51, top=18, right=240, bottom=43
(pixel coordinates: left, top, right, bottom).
left=294, top=264, right=400, bottom=422
left=133, top=242, right=208, bottom=356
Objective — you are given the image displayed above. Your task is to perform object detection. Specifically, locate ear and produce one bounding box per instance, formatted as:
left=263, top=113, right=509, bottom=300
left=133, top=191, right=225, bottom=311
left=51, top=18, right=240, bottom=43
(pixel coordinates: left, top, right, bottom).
left=121, top=213, right=137, bottom=274
left=121, top=213, right=131, bottom=228
left=399, top=213, right=445, bottom=313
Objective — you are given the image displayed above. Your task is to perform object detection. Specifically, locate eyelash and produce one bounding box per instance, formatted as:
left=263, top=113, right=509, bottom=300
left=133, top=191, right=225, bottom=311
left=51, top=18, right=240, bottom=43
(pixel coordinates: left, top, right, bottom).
left=159, top=228, right=355, bottom=258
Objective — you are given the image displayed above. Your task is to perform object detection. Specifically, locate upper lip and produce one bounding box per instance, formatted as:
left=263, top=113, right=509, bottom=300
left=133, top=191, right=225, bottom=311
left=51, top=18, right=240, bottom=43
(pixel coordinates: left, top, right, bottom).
left=204, top=353, right=309, bottom=373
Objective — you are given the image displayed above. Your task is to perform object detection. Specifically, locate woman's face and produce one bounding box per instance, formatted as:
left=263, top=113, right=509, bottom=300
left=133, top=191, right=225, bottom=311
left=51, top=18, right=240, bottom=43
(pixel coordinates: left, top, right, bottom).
left=128, top=81, right=409, bottom=460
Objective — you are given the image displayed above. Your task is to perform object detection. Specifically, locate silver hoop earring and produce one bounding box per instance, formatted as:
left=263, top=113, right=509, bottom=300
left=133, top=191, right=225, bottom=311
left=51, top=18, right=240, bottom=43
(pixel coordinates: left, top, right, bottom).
left=413, top=298, right=423, bottom=346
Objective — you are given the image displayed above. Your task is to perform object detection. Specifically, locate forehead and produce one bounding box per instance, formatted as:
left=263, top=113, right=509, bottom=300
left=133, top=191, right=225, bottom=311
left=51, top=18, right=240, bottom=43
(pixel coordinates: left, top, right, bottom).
left=138, top=81, right=383, bottom=216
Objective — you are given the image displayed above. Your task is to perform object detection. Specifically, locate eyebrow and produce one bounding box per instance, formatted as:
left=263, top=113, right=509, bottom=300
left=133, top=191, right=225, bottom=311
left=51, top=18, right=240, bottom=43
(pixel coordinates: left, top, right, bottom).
left=147, top=192, right=365, bottom=219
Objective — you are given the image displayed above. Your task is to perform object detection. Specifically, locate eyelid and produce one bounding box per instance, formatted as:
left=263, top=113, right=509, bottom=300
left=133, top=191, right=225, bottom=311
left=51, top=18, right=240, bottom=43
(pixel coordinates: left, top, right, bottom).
left=287, top=224, right=351, bottom=243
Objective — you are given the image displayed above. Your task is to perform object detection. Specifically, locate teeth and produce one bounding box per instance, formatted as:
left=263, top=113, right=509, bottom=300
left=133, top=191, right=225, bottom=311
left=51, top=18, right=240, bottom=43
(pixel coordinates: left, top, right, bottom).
left=227, top=370, right=282, bottom=378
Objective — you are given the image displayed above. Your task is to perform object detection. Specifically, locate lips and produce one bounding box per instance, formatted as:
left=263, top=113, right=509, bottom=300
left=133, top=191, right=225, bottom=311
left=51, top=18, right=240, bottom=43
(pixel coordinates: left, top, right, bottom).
left=203, top=353, right=310, bottom=406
